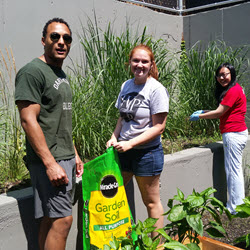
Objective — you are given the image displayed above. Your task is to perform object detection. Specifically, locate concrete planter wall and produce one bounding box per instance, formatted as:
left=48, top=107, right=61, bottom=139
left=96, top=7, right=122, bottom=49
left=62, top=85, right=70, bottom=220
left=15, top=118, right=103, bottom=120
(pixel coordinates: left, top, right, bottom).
left=1, top=137, right=249, bottom=249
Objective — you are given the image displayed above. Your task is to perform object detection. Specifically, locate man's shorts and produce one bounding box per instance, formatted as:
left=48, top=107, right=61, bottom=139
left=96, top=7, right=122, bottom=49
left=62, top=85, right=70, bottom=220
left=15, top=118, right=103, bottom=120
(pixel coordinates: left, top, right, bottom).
left=118, top=144, right=164, bottom=177
left=28, top=158, right=76, bottom=219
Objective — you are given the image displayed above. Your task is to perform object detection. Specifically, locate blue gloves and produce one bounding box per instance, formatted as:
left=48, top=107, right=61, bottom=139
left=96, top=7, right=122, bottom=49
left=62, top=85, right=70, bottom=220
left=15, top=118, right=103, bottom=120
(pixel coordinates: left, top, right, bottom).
left=189, top=113, right=200, bottom=121
left=189, top=110, right=204, bottom=121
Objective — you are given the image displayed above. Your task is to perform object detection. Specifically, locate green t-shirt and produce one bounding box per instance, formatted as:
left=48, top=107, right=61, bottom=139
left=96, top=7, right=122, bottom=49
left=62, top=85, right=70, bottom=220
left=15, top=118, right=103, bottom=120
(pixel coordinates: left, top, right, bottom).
left=15, top=58, right=75, bottom=165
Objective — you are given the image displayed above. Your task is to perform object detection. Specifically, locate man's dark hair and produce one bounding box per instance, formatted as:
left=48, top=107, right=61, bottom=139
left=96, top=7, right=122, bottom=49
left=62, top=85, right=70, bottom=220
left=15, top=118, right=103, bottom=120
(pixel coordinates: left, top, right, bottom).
left=42, top=17, right=72, bottom=38
left=214, top=62, right=237, bottom=104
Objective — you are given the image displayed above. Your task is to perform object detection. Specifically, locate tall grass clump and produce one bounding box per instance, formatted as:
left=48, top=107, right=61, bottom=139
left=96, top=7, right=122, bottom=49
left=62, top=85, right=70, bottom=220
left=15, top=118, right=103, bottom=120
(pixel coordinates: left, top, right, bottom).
left=69, top=17, right=177, bottom=159
left=170, top=40, right=250, bottom=138
left=0, top=48, right=27, bottom=189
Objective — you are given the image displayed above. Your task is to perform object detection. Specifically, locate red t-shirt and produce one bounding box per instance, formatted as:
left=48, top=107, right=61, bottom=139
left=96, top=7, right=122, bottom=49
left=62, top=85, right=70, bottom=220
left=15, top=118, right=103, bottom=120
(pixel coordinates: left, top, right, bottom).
left=219, top=83, right=247, bottom=134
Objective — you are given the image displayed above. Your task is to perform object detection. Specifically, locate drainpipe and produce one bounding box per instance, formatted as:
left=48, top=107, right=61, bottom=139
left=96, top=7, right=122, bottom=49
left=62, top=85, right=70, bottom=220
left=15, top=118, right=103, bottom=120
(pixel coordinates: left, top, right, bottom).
left=178, top=0, right=183, bottom=16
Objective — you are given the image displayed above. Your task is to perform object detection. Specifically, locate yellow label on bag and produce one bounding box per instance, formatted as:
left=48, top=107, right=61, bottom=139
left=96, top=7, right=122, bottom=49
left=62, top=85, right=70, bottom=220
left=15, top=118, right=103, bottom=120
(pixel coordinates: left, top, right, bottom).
left=89, top=186, right=131, bottom=248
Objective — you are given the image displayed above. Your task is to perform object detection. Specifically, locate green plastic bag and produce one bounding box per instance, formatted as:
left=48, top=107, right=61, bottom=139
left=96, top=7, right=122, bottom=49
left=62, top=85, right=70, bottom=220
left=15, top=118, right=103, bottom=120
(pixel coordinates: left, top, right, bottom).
left=82, top=147, right=133, bottom=249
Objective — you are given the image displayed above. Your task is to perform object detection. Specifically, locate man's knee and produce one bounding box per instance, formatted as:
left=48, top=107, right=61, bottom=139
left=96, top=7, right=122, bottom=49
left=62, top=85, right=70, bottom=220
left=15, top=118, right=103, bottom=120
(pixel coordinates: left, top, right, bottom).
left=51, top=216, right=73, bottom=237
left=59, top=216, right=73, bottom=231
left=62, top=215, right=73, bottom=228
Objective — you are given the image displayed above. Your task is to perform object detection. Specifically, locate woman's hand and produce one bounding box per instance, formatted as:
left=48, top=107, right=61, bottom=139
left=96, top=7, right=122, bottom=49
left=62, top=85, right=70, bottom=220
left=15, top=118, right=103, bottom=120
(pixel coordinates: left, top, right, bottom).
left=113, top=141, right=133, bottom=152
left=189, top=113, right=200, bottom=121
left=106, top=138, right=118, bottom=148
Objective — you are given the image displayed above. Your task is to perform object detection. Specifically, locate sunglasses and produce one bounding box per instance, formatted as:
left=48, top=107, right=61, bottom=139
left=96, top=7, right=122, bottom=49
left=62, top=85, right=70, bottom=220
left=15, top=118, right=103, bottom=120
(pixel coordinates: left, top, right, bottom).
left=50, top=32, right=72, bottom=44
left=216, top=72, right=230, bottom=79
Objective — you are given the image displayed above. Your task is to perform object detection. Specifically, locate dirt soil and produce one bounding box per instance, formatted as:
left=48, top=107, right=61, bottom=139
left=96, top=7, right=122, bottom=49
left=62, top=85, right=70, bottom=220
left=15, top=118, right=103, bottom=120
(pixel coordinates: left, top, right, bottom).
left=0, top=178, right=32, bottom=194
left=202, top=211, right=250, bottom=249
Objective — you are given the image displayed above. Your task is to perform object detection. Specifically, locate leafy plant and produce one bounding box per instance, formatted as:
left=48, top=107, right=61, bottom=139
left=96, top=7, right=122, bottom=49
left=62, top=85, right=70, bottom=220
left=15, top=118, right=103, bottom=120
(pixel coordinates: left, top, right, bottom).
left=164, top=187, right=231, bottom=246
left=104, top=187, right=231, bottom=250
left=233, top=197, right=250, bottom=248
left=0, top=47, right=27, bottom=189
left=103, top=218, right=159, bottom=250
left=103, top=218, right=189, bottom=250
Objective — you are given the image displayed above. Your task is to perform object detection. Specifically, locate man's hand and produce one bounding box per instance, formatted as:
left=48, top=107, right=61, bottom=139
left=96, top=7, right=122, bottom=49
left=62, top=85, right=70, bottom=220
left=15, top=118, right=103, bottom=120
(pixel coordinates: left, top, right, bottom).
left=46, top=162, right=69, bottom=186
left=74, top=146, right=84, bottom=177
left=75, top=153, right=84, bottom=177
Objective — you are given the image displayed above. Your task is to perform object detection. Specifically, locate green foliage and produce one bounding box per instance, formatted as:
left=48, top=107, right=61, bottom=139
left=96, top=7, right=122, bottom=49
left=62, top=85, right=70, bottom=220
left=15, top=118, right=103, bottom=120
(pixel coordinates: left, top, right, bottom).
left=234, top=197, right=250, bottom=247
left=0, top=48, right=28, bottom=188
left=105, top=187, right=231, bottom=250
left=164, top=187, right=230, bottom=246
left=103, top=218, right=166, bottom=250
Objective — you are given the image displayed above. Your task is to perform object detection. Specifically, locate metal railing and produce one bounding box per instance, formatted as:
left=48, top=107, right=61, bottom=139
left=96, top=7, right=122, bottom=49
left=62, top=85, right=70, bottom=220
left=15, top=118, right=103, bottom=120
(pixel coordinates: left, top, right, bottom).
left=118, top=0, right=248, bottom=15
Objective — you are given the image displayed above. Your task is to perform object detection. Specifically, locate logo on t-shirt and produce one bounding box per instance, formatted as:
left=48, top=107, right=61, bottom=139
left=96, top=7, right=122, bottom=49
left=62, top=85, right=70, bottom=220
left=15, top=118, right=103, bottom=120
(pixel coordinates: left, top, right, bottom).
left=119, top=92, right=144, bottom=122
left=53, top=78, right=70, bottom=90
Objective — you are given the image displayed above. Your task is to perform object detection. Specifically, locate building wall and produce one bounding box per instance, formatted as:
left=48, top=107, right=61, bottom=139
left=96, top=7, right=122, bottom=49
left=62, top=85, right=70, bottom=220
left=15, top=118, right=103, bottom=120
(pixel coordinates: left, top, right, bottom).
left=1, top=1, right=249, bottom=73
left=129, top=138, right=250, bottom=224
left=0, top=0, right=182, bottom=72
left=183, top=2, right=250, bottom=49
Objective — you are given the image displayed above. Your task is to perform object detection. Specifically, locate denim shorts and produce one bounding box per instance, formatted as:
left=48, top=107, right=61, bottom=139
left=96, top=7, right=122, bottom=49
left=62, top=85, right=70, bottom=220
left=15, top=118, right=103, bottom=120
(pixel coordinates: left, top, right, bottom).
left=118, top=144, right=164, bottom=177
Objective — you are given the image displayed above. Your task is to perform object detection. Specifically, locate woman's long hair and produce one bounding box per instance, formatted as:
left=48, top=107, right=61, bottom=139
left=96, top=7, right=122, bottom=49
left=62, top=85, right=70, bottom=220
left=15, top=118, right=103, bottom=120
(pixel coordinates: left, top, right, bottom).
left=215, top=62, right=236, bottom=104
left=129, top=44, right=159, bottom=80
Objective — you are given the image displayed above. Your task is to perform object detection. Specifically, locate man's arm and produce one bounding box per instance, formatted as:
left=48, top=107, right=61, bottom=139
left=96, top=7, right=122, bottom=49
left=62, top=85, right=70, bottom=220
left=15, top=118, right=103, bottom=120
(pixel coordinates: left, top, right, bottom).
left=17, top=100, right=69, bottom=186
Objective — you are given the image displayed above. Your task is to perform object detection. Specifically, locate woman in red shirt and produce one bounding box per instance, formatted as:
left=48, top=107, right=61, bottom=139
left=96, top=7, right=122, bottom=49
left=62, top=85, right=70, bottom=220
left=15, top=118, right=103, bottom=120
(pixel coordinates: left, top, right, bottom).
left=190, top=62, right=248, bottom=214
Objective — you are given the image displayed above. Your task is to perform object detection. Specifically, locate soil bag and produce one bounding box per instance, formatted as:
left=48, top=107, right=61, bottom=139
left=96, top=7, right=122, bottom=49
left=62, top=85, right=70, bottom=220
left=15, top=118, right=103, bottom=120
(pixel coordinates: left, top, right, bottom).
left=82, top=147, right=133, bottom=249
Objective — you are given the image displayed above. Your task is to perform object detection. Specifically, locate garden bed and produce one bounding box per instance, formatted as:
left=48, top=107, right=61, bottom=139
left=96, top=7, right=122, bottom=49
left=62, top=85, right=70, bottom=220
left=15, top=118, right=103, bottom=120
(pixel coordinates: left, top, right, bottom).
left=202, top=211, right=250, bottom=250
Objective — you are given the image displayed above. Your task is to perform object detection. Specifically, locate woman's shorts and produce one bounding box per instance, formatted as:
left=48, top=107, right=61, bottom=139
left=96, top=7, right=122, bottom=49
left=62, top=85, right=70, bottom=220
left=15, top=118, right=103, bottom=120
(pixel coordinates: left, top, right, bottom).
left=118, top=144, right=164, bottom=177
left=28, top=158, right=76, bottom=219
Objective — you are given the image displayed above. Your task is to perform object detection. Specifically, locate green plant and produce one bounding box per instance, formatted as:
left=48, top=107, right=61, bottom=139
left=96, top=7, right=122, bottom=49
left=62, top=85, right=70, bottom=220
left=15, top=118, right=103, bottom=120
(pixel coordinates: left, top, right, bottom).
left=0, top=47, right=27, bottom=189
left=103, top=218, right=190, bottom=250
left=104, top=187, right=231, bottom=250
left=164, top=187, right=231, bottom=246
left=233, top=197, right=250, bottom=248
left=103, top=218, right=159, bottom=250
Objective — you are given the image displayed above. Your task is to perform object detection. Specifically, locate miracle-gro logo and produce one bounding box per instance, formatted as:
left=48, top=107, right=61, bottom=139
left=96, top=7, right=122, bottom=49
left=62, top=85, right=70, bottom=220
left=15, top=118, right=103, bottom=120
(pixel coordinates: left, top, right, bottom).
left=100, top=175, right=118, bottom=198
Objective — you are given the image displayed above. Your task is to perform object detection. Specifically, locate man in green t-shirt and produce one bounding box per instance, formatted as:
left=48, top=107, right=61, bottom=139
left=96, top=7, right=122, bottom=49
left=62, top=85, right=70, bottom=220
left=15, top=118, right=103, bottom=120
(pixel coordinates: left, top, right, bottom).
left=15, top=18, right=83, bottom=250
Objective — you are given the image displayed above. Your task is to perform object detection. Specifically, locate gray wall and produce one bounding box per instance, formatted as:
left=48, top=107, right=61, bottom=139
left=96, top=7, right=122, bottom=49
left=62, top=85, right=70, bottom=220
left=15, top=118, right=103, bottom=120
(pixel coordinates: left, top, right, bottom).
left=0, top=0, right=182, bottom=72
left=1, top=0, right=250, bottom=72
left=183, top=1, right=250, bottom=49
left=129, top=137, right=250, bottom=224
